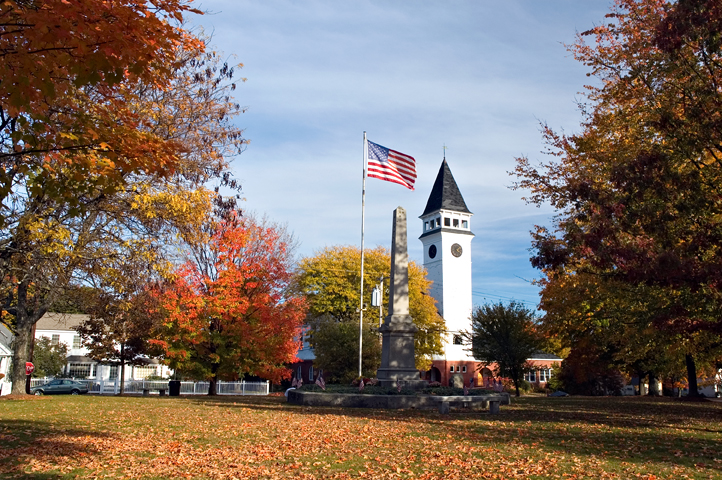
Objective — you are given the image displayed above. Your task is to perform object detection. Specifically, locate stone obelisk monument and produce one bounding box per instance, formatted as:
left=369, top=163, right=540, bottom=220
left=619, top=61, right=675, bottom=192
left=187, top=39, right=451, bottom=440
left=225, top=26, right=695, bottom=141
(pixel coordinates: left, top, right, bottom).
left=377, top=207, right=425, bottom=388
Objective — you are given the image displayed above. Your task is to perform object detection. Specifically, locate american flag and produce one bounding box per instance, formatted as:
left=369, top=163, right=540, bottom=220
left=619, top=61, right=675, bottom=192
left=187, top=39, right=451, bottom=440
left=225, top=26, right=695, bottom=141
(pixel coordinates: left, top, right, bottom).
left=359, top=379, right=365, bottom=391
left=463, top=384, right=469, bottom=396
left=397, top=379, right=402, bottom=393
left=315, top=372, right=326, bottom=390
left=291, top=377, right=298, bottom=388
left=367, top=140, right=416, bottom=190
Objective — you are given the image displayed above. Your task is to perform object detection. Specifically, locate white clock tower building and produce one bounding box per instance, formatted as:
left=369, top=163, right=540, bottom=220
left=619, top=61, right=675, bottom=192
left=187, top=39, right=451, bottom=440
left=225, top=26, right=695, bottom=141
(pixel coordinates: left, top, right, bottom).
left=419, top=159, right=477, bottom=384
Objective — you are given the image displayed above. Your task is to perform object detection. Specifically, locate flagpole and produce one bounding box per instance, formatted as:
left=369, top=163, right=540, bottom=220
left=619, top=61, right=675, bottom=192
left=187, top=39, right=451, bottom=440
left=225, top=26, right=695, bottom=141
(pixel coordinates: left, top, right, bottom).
left=359, top=131, right=367, bottom=378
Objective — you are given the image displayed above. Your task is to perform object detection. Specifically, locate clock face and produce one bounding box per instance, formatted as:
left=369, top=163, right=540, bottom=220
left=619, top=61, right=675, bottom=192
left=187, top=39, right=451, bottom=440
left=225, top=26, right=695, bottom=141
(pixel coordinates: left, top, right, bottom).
left=451, top=243, right=463, bottom=258
left=428, top=244, right=437, bottom=259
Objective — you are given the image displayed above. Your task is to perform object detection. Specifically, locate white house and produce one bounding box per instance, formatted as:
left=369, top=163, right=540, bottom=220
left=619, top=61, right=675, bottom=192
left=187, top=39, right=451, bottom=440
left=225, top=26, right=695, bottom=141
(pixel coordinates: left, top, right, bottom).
left=0, top=324, right=12, bottom=394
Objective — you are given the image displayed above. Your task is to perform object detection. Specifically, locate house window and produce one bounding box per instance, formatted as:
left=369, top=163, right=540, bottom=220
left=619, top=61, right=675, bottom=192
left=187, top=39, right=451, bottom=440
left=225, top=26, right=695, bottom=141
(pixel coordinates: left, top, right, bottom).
left=51, top=334, right=60, bottom=346
left=450, top=366, right=454, bottom=373
left=108, top=365, right=118, bottom=380
left=462, top=220, right=468, bottom=228
left=462, top=366, right=467, bottom=373
left=453, top=218, right=459, bottom=227
left=68, top=363, right=91, bottom=378
left=456, top=365, right=461, bottom=372
left=297, top=365, right=302, bottom=380
left=309, top=365, right=314, bottom=381
left=444, top=218, right=451, bottom=227
left=525, top=371, right=537, bottom=383
left=453, top=334, right=463, bottom=345
left=72, top=335, right=81, bottom=349
left=133, top=366, right=156, bottom=379
left=539, top=369, right=548, bottom=382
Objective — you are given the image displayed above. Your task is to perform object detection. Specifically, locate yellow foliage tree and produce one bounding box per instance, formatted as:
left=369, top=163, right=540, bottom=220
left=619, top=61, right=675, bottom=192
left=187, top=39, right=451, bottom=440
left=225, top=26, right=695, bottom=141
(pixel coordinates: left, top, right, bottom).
left=295, top=245, right=445, bottom=373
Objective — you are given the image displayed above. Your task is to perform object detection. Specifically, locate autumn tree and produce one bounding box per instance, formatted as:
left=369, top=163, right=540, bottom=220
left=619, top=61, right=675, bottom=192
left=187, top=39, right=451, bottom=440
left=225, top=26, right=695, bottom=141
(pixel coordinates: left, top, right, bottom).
left=0, top=0, right=203, bottom=211
left=75, top=255, right=167, bottom=394
left=513, top=0, right=722, bottom=396
left=1, top=39, right=246, bottom=394
left=295, top=245, right=445, bottom=374
left=152, top=215, right=307, bottom=395
left=465, top=301, right=543, bottom=397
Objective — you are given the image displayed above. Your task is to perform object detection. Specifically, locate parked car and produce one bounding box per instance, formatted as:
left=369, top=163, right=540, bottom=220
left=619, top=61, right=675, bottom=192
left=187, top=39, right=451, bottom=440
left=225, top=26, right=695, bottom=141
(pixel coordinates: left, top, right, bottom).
left=31, top=379, right=89, bottom=395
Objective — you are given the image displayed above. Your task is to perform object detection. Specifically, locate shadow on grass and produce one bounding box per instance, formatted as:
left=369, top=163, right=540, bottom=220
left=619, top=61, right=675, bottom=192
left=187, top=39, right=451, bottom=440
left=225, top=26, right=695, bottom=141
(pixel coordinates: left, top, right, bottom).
left=188, top=394, right=722, bottom=473
left=0, top=418, right=113, bottom=479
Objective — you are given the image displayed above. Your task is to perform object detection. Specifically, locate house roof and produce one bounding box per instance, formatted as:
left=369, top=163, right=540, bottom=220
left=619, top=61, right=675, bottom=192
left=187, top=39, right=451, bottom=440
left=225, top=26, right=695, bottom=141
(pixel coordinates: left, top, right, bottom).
left=529, top=351, right=563, bottom=361
left=421, top=159, right=471, bottom=216
left=35, top=313, right=89, bottom=332
left=0, top=324, right=12, bottom=350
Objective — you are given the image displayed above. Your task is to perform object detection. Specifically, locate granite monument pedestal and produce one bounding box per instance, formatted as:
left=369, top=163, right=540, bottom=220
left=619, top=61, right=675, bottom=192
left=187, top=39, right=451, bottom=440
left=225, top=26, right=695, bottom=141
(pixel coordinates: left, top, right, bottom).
left=376, top=207, right=426, bottom=389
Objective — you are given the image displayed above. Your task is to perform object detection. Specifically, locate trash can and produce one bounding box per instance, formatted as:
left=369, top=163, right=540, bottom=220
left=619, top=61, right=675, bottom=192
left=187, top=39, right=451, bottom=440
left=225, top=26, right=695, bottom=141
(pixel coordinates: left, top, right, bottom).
left=169, top=380, right=181, bottom=396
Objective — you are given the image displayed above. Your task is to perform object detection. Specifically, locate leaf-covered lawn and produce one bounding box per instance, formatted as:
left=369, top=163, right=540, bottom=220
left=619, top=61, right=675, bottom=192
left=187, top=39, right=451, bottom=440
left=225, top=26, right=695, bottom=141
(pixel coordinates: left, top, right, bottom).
left=1, top=394, right=720, bottom=479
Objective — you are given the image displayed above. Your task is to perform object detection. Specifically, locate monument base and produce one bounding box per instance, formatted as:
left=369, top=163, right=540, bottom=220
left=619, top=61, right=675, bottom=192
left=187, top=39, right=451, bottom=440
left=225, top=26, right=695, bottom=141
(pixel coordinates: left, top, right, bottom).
left=376, top=368, right=427, bottom=390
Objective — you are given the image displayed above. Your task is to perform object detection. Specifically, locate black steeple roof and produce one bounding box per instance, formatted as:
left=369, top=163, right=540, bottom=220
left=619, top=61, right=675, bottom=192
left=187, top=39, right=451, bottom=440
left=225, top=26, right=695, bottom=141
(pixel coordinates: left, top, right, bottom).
left=421, top=159, right=471, bottom=216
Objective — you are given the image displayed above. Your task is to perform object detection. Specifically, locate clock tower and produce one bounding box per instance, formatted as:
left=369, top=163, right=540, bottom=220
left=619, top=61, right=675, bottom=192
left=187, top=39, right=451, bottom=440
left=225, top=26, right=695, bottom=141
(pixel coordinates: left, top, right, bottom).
left=419, top=159, right=476, bottom=379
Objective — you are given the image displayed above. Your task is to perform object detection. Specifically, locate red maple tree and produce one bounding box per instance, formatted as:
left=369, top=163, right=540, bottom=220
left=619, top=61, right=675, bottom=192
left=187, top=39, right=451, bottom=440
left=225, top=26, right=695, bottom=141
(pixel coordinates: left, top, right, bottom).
left=151, top=216, right=307, bottom=394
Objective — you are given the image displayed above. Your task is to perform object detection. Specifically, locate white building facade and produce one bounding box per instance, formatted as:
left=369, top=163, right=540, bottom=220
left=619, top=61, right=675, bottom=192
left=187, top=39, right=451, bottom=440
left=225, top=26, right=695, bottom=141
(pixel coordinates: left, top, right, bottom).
left=419, top=159, right=481, bottom=385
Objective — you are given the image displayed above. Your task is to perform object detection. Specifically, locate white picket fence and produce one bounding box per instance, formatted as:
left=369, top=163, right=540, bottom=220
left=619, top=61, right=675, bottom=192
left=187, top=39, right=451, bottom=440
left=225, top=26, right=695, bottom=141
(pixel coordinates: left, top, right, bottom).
left=29, top=377, right=270, bottom=396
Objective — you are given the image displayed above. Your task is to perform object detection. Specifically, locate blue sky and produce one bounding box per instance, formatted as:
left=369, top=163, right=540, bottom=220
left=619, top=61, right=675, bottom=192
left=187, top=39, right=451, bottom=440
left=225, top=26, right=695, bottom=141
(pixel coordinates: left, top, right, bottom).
left=190, top=1, right=612, bottom=309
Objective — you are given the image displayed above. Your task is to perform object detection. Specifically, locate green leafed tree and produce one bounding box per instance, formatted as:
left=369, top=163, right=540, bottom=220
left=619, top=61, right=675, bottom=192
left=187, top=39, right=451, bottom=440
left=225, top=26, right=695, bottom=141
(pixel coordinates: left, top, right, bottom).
left=31, top=336, right=68, bottom=378
left=466, top=301, right=543, bottom=397
left=310, top=316, right=381, bottom=384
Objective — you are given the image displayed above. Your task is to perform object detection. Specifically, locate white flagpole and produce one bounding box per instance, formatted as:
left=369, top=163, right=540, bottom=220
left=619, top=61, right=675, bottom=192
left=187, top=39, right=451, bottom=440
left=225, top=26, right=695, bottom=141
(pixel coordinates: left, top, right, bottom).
left=359, top=131, right=367, bottom=378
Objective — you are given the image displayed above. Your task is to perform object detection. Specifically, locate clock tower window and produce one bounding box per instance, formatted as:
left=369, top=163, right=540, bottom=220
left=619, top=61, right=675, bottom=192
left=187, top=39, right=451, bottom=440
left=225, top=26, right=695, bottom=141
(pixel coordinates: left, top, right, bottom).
left=453, top=218, right=459, bottom=227
left=444, top=218, right=450, bottom=227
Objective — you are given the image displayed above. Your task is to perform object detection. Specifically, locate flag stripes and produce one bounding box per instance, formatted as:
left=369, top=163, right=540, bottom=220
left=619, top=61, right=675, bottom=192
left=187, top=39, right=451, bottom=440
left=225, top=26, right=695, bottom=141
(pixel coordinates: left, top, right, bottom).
left=367, top=140, right=417, bottom=190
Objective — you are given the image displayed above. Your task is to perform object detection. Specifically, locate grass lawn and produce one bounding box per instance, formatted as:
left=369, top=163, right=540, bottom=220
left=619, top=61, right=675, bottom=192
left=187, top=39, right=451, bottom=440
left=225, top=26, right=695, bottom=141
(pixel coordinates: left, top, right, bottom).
left=1, top=394, right=720, bottom=479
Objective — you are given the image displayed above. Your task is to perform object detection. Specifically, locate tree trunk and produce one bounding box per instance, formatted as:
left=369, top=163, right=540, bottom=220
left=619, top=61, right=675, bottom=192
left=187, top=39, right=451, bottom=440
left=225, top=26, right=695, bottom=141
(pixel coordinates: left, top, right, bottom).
left=647, top=372, right=661, bottom=396
left=119, top=344, right=126, bottom=395
left=686, top=353, right=702, bottom=398
left=208, top=375, right=217, bottom=396
left=513, top=377, right=521, bottom=397
left=10, top=282, right=46, bottom=394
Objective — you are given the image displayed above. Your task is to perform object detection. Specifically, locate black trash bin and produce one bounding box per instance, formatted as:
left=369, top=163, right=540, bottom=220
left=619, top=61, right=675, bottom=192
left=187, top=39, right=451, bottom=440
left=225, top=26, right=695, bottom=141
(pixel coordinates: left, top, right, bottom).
left=169, top=380, right=181, bottom=396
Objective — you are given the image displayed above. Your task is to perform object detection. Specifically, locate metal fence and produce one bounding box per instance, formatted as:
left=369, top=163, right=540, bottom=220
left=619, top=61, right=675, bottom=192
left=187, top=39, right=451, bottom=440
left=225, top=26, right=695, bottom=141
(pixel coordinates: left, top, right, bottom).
left=29, top=377, right=270, bottom=396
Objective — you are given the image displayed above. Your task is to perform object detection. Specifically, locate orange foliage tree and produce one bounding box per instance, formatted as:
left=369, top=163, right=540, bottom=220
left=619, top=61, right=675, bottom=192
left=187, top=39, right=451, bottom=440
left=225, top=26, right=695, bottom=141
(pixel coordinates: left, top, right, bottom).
left=0, top=0, right=205, bottom=208
left=152, top=216, right=307, bottom=395
left=513, top=0, right=722, bottom=396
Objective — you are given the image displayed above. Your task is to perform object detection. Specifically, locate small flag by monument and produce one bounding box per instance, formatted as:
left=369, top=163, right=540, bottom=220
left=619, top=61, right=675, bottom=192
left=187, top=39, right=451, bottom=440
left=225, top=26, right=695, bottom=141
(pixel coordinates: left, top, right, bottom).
left=359, top=379, right=365, bottom=391
left=367, top=140, right=416, bottom=190
left=291, top=377, right=298, bottom=388
left=463, top=384, right=468, bottom=396
left=397, top=379, right=402, bottom=393
left=315, top=372, right=326, bottom=390
left=297, top=377, right=303, bottom=388
left=469, top=376, right=474, bottom=388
